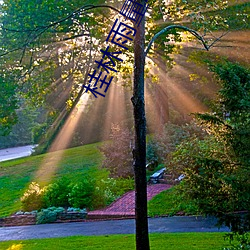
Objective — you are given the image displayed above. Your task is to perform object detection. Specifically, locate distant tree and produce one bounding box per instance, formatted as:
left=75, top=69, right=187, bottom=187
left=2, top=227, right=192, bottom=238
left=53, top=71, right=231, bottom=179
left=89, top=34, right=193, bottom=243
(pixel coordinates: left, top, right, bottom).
left=99, top=124, right=133, bottom=178
left=0, top=75, right=18, bottom=136
left=168, top=61, right=250, bottom=233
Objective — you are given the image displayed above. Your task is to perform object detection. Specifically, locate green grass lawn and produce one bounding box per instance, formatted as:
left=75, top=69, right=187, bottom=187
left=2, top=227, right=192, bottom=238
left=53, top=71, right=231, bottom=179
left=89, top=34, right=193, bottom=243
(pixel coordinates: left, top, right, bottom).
left=0, top=140, right=196, bottom=218
left=0, top=140, right=184, bottom=219
left=0, top=233, right=230, bottom=250
left=0, top=143, right=104, bottom=217
left=148, top=186, right=199, bottom=217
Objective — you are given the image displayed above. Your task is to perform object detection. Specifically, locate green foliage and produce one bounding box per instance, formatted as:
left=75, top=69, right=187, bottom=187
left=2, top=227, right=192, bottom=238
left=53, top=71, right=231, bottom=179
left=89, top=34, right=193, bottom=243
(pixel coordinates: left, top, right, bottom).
left=43, top=177, right=95, bottom=209
left=68, top=180, right=94, bottom=209
left=210, top=2, right=250, bottom=30
left=197, top=63, right=250, bottom=169
left=32, top=123, right=47, bottom=144
left=0, top=142, right=102, bottom=217
left=32, top=109, right=57, bottom=145
left=168, top=136, right=240, bottom=212
left=93, top=177, right=134, bottom=208
left=168, top=61, right=250, bottom=233
left=147, top=122, right=206, bottom=166
left=20, top=172, right=133, bottom=212
left=0, top=104, right=44, bottom=148
left=20, top=182, right=45, bottom=212
left=146, top=140, right=160, bottom=171
left=0, top=0, right=110, bottom=112
left=43, top=178, right=71, bottom=208
left=146, top=0, right=242, bottom=62
left=223, top=233, right=250, bottom=250
left=0, top=75, right=18, bottom=136
left=93, top=178, right=117, bottom=208
left=36, top=206, right=64, bottom=224
left=67, top=207, right=86, bottom=213
left=0, top=0, right=241, bottom=126
left=99, top=124, right=134, bottom=178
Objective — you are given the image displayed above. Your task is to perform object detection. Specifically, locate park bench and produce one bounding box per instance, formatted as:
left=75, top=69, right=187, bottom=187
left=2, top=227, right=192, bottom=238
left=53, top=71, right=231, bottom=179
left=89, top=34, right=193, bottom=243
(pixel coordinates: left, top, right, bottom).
left=175, top=174, right=185, bottom=182
left=149, top=168, right=165, bottom=184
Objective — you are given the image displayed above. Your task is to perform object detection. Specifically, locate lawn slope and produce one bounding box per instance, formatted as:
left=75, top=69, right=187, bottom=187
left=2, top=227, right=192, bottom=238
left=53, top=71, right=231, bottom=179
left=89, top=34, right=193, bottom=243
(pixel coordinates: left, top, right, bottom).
left=0, top=143, right=103, bottom=217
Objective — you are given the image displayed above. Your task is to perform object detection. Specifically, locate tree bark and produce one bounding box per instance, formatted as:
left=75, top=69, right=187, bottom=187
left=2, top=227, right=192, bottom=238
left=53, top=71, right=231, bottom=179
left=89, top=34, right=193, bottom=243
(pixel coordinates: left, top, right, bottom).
left=132, top=1, right=150, bottom=249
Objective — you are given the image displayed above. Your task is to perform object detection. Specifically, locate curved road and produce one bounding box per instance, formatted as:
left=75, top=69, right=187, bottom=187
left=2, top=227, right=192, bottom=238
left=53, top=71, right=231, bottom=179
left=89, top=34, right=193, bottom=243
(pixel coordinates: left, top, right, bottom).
left=0, top=216, right=229, bottom=241
left=0, top=145, right=36, bottom=162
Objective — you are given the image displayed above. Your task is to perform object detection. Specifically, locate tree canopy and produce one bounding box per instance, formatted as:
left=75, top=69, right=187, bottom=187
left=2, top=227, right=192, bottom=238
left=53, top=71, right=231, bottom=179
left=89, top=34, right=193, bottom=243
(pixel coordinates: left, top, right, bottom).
left=0, top=0, right=248, bottom=123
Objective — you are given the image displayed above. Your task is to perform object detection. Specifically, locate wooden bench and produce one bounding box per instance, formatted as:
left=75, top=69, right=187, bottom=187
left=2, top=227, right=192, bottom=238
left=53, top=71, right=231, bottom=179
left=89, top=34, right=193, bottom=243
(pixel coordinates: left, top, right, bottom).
left=149, top=168, right=165, bottom=184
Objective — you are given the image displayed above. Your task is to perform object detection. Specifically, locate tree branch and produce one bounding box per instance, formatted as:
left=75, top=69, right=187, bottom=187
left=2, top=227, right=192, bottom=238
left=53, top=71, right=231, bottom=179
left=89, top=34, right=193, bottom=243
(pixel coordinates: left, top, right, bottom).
left=37, top=4, right=120, bottom=31
left=205, top=30, right=230, bottom=49
left=145, top=25, right=211, bottom=56
left=1, top=5, right=119, bottom=33
left=0, top=4, right=119, bottom=57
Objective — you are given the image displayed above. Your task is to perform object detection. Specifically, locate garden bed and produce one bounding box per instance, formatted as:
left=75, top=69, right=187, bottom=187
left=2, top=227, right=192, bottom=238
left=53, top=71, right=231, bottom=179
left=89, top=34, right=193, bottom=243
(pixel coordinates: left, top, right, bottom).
left=0, top=210, right=88, bottom=227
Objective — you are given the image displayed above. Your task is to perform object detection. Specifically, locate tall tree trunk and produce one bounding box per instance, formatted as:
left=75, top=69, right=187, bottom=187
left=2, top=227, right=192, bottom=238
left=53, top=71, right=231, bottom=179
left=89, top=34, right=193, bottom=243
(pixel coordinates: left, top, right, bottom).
left=132, top=1, right=150, bottom=249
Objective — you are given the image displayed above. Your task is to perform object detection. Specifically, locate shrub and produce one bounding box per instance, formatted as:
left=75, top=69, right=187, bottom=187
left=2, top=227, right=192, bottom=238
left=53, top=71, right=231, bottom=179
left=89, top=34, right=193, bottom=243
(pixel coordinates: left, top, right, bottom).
left=146, top=141, right=159, bottom=171
left=67, top=207, right=87, bottom=213
left=21, top=182, right=45, bottom=211
left=36, top=206, right=64, bottom=224
left=223, top=233, right=250, bottom=250
left=93, top=178, right=117, bottom=209
left=93, top=177, right=134, bottom=209
left=68, top=180, right=94, bottom=209
left=167, top=135, right=241, bottom=214
left=43, top=177, right=71, bottom=208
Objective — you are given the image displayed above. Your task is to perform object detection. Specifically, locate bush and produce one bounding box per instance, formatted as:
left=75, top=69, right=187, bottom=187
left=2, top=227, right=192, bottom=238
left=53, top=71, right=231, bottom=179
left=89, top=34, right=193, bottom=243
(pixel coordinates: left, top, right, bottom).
left=93, top=177, right=134, bottom=209
left=68, top=180, right=94, bottom=209
left=36, top=206, right=64, bottom=224
left=223, top=233, right=250, bottom=250
left=167, top=135, right=241, bottom=213
left=43, top=177, right=71, bottom=208
left=93, top=178, right=117, bottom=208
left=146, top=140, right=159, bottom=171
left=22, top=175, right=132, bottom=212
left=21, top=182, right=45, bottom=211
left=67, top=207, right=87, bottom=213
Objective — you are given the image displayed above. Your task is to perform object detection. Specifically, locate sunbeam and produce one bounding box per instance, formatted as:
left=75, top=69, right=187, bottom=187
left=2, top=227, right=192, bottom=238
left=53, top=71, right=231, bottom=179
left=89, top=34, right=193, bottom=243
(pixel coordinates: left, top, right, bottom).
left=35, top=94, right=90, bottom=184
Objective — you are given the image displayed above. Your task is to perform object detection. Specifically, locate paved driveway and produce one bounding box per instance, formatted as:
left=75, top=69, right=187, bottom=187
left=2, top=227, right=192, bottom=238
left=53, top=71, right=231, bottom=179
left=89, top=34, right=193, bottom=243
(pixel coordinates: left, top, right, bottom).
left=0, top=216, right=229, bottom=241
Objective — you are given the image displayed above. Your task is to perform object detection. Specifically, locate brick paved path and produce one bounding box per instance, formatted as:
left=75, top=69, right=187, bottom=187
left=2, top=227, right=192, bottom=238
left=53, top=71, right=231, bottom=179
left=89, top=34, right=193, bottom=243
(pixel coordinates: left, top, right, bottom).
left=88, top=184, right=171, bottom=219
